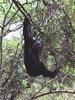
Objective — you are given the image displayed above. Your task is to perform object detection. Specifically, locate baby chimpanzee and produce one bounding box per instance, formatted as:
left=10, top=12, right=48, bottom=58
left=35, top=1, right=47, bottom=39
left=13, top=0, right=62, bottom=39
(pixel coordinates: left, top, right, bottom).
left=23, top=17, right=58, bottom=78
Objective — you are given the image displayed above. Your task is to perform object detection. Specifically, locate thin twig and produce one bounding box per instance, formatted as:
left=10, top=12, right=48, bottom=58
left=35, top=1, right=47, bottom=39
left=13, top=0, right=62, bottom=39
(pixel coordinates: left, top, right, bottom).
left=29, top=77, right=57, bottom=100
left=0, top=2, right=13, bottom=69
left=33, top=90, right=75, bottom=100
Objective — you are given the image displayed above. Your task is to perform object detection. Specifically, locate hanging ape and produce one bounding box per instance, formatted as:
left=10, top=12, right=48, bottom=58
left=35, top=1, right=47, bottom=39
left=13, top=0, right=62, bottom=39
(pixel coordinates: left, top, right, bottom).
left=23, top=17, right=58, bottom=78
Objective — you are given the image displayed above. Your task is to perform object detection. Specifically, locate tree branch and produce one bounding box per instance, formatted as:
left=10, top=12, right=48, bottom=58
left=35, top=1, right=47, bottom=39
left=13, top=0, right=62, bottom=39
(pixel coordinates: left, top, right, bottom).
left=31, top=89, right=75, bottom=100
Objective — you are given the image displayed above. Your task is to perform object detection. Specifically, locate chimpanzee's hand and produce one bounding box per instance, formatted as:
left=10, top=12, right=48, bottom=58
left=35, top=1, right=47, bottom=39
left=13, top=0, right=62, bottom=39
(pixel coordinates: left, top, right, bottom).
left=23, top=17, right=30, bottom=27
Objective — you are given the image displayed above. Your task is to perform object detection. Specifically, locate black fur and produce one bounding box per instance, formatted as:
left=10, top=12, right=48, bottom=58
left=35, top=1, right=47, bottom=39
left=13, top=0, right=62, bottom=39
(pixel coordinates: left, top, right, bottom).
left=23, top=17, right=58, bottom=78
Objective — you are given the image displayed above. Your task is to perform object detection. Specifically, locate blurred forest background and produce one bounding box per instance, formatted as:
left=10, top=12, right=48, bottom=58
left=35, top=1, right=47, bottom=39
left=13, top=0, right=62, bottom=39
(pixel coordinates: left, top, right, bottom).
left=0, top=0, right=75, bottom=100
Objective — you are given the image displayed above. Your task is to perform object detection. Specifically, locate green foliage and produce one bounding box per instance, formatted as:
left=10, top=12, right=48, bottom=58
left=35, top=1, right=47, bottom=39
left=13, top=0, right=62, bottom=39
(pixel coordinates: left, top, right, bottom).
left=1, top=0, right=75, bottom=100
left=3, top=38, right=20, bottom=56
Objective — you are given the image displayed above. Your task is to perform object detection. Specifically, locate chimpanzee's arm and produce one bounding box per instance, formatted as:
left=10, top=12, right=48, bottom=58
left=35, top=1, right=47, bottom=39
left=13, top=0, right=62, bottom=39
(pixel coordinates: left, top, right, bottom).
left=23, top=17, right=32, bottom=43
